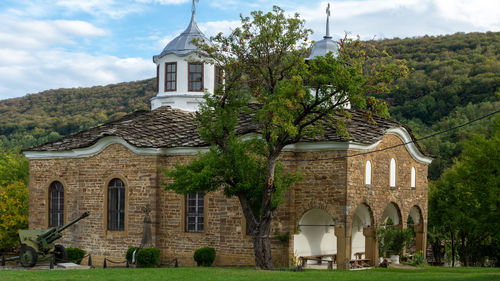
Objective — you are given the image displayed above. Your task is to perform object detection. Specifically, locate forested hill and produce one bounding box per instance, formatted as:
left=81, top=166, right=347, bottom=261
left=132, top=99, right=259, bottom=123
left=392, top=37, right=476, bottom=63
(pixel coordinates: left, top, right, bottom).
left=0, top=79, right=156, bottom=149
left=1, top=31, right=499, bottom=179
left=373, top=31, right=499, bottom=125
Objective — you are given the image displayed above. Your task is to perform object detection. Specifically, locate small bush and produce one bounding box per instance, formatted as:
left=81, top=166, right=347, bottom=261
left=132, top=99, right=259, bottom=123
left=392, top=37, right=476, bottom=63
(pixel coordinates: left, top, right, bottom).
left=194, top=247, right=216, bottom=267
left=136, top=248, right=160, bottom=268
left=412, top=251, right=425, bottom=266
left=126, top=247, right=138, bottom=264
left=66, top=247, right=86, bottom=264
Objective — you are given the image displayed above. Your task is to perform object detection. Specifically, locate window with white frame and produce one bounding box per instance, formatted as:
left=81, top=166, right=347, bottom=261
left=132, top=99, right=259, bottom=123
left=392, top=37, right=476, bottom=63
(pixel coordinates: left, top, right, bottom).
left=365, top=160, right=372, bottom=185
left=390, top=158, right=396, bottom=187
left=411, top=167, right=416, bottom=188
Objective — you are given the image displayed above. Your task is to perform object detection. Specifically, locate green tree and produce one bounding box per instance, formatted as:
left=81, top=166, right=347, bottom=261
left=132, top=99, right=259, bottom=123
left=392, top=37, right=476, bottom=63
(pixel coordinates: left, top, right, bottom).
left=0, top=181, right=29, bottom=250
left=429, top=117, right=500, bottom=266
left=163, top=6, right=407, bottom=269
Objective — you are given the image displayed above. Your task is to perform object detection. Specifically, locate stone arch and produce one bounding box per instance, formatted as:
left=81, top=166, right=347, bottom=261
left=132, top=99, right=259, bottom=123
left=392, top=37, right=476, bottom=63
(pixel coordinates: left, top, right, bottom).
left=408, top=205, right=423, bottom=225
left=381, top=202, right=402, bottom=226
left=295, top=201, right=336, bottom=233
left=293, top=208, right=336, bottom=261
left=351, top=203, right=375, bottom=260
left=407, top=205, right=425, bottom=254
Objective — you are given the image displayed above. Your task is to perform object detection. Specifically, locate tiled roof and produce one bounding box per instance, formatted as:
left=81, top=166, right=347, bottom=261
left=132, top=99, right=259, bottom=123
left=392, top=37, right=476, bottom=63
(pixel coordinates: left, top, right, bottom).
left=28, top=105, right=421, bottom=153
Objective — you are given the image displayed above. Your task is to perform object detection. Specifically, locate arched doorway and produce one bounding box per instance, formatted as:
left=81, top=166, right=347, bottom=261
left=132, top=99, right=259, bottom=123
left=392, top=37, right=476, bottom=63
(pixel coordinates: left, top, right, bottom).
left=408, top=205, right=425, bottom=254
left=382, top=202, right=402, bottom=226
left=350, top=203, right=376, bottom=266
left=351, top=204, right=372, bottom=259
left=294, top=209, right=336, bottom=262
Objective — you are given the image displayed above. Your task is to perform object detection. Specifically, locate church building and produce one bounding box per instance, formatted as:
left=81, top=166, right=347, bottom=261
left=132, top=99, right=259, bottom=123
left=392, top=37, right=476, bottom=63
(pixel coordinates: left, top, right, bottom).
left=24, top=3, right=432, bottom=269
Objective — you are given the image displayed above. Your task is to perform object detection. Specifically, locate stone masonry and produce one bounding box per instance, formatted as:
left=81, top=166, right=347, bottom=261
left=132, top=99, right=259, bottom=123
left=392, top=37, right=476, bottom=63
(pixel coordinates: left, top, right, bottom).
left=28, top=131, right=428, bottom=267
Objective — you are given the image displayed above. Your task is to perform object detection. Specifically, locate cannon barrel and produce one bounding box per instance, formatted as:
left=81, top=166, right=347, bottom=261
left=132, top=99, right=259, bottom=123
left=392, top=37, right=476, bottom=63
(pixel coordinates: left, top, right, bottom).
left=38, top=211, right=90, bottom=240
left=58, top=211, right=90, bottom=232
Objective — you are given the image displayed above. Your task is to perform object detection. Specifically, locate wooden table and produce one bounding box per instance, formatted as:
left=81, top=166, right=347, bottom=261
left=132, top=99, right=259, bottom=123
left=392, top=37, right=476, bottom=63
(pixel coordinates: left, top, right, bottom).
left=299, top=254, right=337, bottom=269
left=349, top=258, right=370, bottom=268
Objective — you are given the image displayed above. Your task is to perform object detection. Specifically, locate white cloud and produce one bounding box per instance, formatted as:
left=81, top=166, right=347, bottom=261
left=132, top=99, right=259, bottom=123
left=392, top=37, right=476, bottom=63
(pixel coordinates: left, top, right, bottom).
left=0, top=49, right=152, bottom=99
left=199, top=20, right=241, bottom=37
left=0, top=16, right=107, bottom=49
left=293, top=0, right=500, bottom=40
left=135, top=0, right=189, bottom=4
left=0, top=15, right=150, bottom=99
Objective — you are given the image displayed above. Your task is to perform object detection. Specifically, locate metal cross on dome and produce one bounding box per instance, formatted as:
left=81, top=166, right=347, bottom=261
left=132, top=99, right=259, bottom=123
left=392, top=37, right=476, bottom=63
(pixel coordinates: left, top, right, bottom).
left=325, top=2, right=332, bottom=38
left=192, top=0, right=199, bottom=15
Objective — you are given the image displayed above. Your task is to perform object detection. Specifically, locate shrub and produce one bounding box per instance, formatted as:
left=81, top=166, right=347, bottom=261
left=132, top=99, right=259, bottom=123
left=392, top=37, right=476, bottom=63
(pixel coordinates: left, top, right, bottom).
left=193, top=247, right=216, bottom=267
left=126, top=247, right=138, bottom=264
left=67, top=247, right=86, bottom=264
left=0, top=181, right=28, bottom=251
left=136, top=248, right=160, bottom=268
left=412, top=251, right=425, bottom=266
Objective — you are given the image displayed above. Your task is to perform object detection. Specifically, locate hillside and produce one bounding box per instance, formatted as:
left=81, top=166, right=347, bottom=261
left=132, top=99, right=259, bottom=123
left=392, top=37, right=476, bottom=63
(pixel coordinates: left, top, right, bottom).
left=0, top=32, right=498, bottom=179
left=0, top=79, right=156, bottom=149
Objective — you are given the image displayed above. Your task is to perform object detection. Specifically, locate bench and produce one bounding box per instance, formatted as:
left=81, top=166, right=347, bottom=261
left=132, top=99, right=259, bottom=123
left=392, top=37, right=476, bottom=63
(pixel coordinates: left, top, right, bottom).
left=349, top=258, right=370, bottom=268
left=299, top=254, right=337, bottom=269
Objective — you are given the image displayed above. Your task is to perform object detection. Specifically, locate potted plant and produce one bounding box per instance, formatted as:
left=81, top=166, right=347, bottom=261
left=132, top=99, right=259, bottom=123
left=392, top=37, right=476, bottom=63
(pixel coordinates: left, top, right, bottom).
left=387, top=228, right=411, bottom=265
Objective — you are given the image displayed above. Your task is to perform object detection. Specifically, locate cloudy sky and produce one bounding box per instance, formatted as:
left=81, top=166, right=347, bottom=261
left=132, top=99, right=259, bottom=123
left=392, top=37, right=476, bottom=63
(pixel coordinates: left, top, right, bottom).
left=0, top=0, right=499, bottom=100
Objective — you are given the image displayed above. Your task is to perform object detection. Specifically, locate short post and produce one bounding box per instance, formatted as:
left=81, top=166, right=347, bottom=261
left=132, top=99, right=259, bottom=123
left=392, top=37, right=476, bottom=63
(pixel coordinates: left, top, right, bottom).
left=88, top=254, right=92, bottom=267
left=1, top=253, right=5, bottom=266
left=175, top=258, right=178, bottom=268
left=50, top=256, right=54, bottom=269
left=103, top=258, right=107, bottom=269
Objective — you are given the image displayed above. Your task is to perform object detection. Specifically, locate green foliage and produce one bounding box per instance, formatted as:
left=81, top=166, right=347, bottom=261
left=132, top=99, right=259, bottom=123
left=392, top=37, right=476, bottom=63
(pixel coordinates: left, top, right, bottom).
left=412, top=251, right=425, bottom=266
left=377, top=226, right=413, bottom=257
left=0, top=181, right=29, bottom=250
left=274, top=231, right=290, bottom=245
left=429, top=118, right=500, bottom=266
left=67, top=247, right=86, bottom=264
left=0, top=79, right=155, bottom=150
left=193, top=247, right=216, bottom=267
left=0, top=149, right=29, bottom=186
left=164, top=6, right=406, bottom=269
left=136, top=248, right=160, bottom=268
left=126, top=247, right=138, bottom=264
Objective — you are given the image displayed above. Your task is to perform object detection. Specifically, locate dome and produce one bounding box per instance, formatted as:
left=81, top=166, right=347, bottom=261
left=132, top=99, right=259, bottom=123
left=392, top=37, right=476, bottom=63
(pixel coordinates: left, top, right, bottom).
left=153, top=13, right=209, bottom=62
left=306, top=3, right=338, bottom=60
left=307, top=36, right=338, bottom=60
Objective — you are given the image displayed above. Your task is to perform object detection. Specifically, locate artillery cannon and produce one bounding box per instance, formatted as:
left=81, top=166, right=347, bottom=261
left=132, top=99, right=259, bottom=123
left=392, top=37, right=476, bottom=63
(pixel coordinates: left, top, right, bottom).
left=16, top=211, right=90, bottom=267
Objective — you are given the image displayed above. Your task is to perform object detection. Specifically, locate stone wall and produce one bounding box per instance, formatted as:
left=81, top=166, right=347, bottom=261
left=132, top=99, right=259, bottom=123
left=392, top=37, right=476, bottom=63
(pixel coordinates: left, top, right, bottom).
left=28, top=132, right=428, bottom=267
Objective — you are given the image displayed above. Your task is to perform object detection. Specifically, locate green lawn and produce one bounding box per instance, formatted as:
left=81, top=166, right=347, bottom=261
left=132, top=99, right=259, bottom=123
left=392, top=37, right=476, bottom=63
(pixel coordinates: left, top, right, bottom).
left=0, top=266, right=499, bottom=281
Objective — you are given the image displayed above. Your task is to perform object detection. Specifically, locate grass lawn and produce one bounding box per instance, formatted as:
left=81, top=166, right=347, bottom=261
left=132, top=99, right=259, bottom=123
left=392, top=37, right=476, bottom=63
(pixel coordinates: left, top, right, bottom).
left=0, top=266, right=499, bottom=281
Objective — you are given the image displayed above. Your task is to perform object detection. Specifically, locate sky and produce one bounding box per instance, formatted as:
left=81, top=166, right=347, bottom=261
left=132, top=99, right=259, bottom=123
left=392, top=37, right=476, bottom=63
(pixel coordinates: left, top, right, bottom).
left=0, top=0, right=499, bottom=100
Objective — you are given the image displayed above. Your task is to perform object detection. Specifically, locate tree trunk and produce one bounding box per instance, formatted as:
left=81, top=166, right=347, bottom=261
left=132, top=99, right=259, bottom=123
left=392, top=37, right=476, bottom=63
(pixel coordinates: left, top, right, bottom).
left=450, top=230, right=455, bottom=267
left=238, top=193, right=274, bottom=269
left=252, top=220, right=273, bottom=269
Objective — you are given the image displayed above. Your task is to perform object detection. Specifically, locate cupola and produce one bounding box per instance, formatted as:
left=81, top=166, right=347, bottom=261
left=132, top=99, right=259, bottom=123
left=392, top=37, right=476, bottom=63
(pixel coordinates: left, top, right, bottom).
left=307, top=3, right=339, bottom=60
left=151, top=0, right=218, bottom=112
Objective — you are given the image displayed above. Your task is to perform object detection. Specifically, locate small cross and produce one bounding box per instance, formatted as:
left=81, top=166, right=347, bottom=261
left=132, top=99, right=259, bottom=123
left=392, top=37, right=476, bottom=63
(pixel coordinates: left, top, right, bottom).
left=192, top=0, right=200, bottom=15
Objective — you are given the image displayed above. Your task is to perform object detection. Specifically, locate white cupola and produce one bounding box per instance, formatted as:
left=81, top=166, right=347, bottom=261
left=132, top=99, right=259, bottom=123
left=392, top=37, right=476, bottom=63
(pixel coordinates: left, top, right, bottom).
left=151, top=1, right=218, bottom=111
left=307, top=3, right=339, bottom=61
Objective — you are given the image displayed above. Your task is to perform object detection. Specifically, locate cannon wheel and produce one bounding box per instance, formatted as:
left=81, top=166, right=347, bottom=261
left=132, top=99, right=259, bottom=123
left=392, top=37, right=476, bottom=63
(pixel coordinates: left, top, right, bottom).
left=20, top=245, right=37, bottom=267
left=54, top=244, right=67, bottom=264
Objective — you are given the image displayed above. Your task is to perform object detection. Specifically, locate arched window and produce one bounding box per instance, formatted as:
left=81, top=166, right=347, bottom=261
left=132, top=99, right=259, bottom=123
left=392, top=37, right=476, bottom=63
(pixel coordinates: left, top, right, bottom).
left=108, top=178, right=125, bottom=231
left=365, top=161, right=372, bottom=185
left=411, top=167, right=416, bottom=188
left=49, top=181, right=64, bottom=227
left=186, top=192, right=204, bottom=233
left=390, top=158, right=396, bottom=187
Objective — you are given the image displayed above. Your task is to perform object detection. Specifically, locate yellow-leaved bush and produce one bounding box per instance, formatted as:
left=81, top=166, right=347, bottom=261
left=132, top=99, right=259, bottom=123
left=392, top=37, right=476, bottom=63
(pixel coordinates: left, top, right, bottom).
left=0, top=181, right=28, bottom=250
